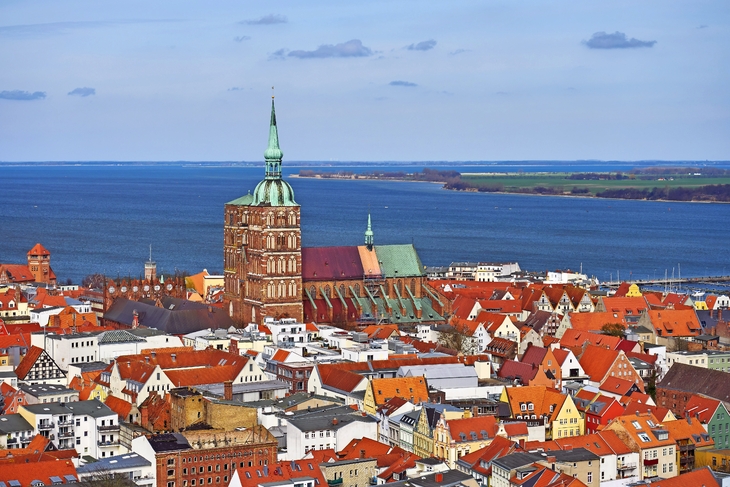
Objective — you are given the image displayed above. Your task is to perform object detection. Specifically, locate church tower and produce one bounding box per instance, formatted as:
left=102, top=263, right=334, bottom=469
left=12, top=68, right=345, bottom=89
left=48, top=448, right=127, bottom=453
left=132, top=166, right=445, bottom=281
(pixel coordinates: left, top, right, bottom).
left=224, top=98, right=303, bottom=324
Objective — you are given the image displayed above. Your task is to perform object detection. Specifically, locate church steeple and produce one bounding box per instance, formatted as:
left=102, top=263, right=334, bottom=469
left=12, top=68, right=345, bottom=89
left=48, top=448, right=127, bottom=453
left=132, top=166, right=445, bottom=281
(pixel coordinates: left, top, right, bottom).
left=264, top=97, right=283, bottom=179
left=365, top=213, right=374, bottom=250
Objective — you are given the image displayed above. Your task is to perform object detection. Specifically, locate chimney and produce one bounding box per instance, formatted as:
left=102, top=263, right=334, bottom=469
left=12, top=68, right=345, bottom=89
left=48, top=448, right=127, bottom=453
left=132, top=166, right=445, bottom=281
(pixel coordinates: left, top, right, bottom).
left=546, top=456, right=556, bottom=463
left=132, top=310, right=139, bottom=329
left=332, top=418, right=338, bottom=425
left=434, top=473, right=443, bottom=483
left=229, top=338, right=239, bottom=356
left=224, top=380, right=233, bottom=401
left=360, top=449, right=366, bottom=459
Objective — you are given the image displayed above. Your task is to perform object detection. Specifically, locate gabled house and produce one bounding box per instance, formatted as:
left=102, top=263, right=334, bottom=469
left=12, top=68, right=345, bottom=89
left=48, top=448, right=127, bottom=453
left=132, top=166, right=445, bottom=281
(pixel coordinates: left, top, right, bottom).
left=363, top=376, right=429, bottom=415
left=377, top=397, right=416, bottom=446
left=497, top=360, right=557, bottom=388
left=307, top=363, right=368, bottom=404
left=500, top=385, right=584, bottom=440
left=685, top=395, right=730, bottom=450
left=572, top=389, right=625, bottom=434
left=433, top=415, right=499, bottom=468
left=578, top=344, right=644, bottom=393
left=638, top=309, right=703, bottom=346
left=603, top=412, right=677, bottom=480
left=455, top=435, right=517, bottom=486
left=552, top=348, right=586, bottom=382
left=13, top=345, right=66, bottom=385
left=413, top=403, right=464, bottom=459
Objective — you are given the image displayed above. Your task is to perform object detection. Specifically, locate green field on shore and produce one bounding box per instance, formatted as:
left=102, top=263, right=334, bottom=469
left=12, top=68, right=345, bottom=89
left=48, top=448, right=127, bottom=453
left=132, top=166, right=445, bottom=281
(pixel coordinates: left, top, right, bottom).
left=461, top=173, right=730, bottom=194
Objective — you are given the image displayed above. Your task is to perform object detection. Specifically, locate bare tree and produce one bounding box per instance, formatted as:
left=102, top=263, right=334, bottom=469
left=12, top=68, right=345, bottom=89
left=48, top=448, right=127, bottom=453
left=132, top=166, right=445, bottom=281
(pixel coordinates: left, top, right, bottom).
left=437, top=324, right=479, bottom=355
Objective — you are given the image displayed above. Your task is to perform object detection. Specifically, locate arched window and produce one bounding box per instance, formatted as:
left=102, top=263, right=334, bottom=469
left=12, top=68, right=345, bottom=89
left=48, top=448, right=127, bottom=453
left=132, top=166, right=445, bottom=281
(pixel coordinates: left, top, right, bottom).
left=309, top=286, right=316, bottom=298
left=339, top=284, right=346, bottom=297
left=278, top=281, right=285, bottom=297
left=354, top=284, right=361, bottom=297
left=324, top=286, right=331, bottom=298
left=289, top=281, right=296, bottom=296
left=267, top=282, right=274, bottom=298
left=411, top=279, right=417, bottom=293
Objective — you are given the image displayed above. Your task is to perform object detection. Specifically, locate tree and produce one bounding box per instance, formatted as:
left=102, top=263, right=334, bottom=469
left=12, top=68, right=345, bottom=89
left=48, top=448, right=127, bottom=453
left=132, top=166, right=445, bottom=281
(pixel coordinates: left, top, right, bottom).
left=601, top=323, right=626, bottom=337
left=437, top=323, right=479, bottom=355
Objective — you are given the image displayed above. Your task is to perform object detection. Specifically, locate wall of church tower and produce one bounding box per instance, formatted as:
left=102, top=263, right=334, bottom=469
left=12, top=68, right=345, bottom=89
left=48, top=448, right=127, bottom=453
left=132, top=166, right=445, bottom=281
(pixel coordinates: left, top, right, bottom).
left=224, top=204, right=303, bottom=325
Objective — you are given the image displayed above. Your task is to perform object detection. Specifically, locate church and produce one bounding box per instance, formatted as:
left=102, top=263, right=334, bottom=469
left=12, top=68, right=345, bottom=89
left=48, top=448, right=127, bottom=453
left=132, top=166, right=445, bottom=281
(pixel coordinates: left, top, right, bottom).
left=223, top=99, right=445, bottom=327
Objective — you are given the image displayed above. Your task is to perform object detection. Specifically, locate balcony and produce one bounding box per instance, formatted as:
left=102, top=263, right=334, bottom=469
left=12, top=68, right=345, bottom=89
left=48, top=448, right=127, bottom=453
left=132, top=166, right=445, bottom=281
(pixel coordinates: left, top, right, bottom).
left=370, top=477, right=378, bottom=485
left=643, top=458, right=658, bottom=466
left=97, top=440, right=120, bottom=447
left=98, top=424, right=120, bottom=432
left=38, top=422, right=54, bottom=430
left=57, top=418, right=74, bottom=426
left=328, top=479, right=343, bottom=486
left=617, top=463, right=636, bottom=470
left=58, top=430, right=75, bottom=439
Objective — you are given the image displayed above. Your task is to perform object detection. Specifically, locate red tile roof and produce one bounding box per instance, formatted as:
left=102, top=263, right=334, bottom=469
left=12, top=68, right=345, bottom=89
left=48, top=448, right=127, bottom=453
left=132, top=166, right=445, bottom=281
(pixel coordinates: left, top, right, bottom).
left=458, top=435, right=516, bottom=476
left=27, top=243, right=50, bottom=256
left=105, top=394, right=134, bottom=419
left=685, top=394, right=722, bottom=423
left=560, top=329, right=621, bottom=351
left=447, top=415, right=499, bottom=442
left=600, top=377, right=638, bottom=396
left=301, top=246, right=365, bottom=281
left=233, top=459, right=326, bottom=487
left=13, top=345, right=46, bottom=380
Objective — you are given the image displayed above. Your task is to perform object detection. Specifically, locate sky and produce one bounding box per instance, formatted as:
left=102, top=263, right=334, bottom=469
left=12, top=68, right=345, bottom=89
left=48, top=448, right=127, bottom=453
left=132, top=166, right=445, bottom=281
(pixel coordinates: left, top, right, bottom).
left=0, top=0, right=728, bottom=162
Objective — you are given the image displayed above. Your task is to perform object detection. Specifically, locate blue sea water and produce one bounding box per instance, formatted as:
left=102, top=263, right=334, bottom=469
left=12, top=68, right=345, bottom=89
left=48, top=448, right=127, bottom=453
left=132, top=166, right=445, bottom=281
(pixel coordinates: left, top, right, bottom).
left=0, top=162, right=729, bottom=285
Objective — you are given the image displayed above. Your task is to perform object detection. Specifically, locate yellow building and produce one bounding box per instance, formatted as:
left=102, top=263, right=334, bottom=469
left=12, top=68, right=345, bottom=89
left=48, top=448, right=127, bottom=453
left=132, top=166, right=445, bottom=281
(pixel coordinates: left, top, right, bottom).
left=363, top=376, right=429, bottom=415
left=413, top=403, right=464, bottom=459
left=433, top=415, right=499, bottom=468
left=500, top=385, right=584, bottom=440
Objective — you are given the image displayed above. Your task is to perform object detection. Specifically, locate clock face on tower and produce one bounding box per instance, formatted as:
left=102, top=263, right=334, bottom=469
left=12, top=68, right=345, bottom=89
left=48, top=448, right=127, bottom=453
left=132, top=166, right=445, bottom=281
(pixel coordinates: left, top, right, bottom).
left=166, top=284, right=173, bottom=291
left=154, top=285, right=161, bottom=291
left=132, top=286, right=139, bottom=292
left=121, top=286, right=127, bottom=293
left=109, top=286, right=115, bottom=293
left=144, top=285, right=150, bottom=292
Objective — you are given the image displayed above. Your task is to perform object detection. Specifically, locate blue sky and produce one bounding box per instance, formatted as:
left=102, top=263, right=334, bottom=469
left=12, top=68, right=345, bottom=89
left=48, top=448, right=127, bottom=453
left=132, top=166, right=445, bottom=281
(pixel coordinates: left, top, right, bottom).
left=0, top=0, right=728, bottom=162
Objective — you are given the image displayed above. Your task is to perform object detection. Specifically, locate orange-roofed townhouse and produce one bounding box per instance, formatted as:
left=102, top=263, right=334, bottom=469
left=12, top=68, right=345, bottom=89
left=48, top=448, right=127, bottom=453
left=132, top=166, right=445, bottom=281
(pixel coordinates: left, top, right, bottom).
left=497, top=360, right=558, bottom=389
left=452, top=295, right=483, bottom=321
left=307, top=363, right=368, bottom=405
left=638, top=309, right=703, bottom=347
left=433, top=415, right=499, bottom=468
left=1, top=382, right=29, bottom=415
left=480, top=312, right=522, bottom=348
left=549, top=430, right=640, bottom=483
left=0, top=333, right=29, bottom=370
left=519, top=344, right=562, bottom=388
left=685, top=394, right=730, bottom=450
left=0, top=288, right=29, bottom=320
left=552, top=348, right=587, bottom=383
left=101, top=357, right=171, bottom=406
left=500, top=385, right=584, bottom=441
left=572, top=389, right=624, bottom=434
left=555, top=311, right=628, bottom=339
left=414, top=403, right=465, bottom=459
left=364, top=376, right=429, bottom=415
left=565, top=286, right=595, bottom=313
left=599, top=376, right=644, bottom=400
left=578, top=344, right=645, bottom=393
left=708, top=294, right=730, bottom=310
left=595, top=296, right=650, bottom=325
left=454, top=435, right=517, bottom=485
left=263, top=346, right=315, bottom=394
left=603, top=412, right=678, bottom=479
left=542, top=287, right=576, bottom=315
left=663, top=417, right=715, bottom=474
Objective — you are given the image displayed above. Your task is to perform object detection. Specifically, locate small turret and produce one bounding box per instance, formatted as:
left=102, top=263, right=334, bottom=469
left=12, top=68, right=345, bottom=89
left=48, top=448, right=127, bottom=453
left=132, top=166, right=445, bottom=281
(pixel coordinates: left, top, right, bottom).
left=365, top=213, right=374, bottom=251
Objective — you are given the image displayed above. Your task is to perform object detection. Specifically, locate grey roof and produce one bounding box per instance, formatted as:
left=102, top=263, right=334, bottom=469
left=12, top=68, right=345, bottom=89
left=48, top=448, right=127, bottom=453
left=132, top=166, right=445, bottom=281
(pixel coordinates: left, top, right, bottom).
left=0, top=414, right=34, bottom=433
left=105, top=297, right=234, bottom=334
left=97, top=329, right=145, bottom=344
left=73, top=361, right=109, bottom=372
left=77, top=452, right=151, bottom=473
left=18, top=383, right=77, bottom=397
left=286, top=404, right=377, bottom=432
left=66, top=399, right=116, bottom=418
left=21, top=403, right=71, bottom=415
left=548, top=448, right=599, bottom=463
left=399, top=363, right=477, bottom=380
left=493, top=452, right=544, bottom=470
left=195, top=379, right=290, bottom=397
left=147, top=433, right=191, bottom=452
left=243, top=392, right=339, bottom=409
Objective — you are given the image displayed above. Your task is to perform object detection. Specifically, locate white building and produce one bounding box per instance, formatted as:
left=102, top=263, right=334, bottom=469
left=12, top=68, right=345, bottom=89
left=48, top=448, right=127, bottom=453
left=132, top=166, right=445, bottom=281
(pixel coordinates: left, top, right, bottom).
left=18, top=399, right=124, bottom=459
left=476, top=262, right=521, bottom=282
left=76, top=452, right=154, bottom=487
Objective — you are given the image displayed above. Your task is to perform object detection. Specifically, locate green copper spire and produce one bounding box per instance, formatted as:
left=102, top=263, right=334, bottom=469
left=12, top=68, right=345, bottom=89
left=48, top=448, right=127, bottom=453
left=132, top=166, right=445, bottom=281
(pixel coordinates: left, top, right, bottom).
left=263, top=97, right=283, bottom=178
left=365, top=213, right=374, bottom=250
left=252, top=96, right=297, bottom=207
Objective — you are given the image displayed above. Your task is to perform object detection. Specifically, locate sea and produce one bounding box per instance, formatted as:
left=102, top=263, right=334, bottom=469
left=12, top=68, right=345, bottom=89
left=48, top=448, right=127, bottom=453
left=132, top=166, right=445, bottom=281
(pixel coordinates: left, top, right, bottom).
left=1, top=161, right=729, bottom=290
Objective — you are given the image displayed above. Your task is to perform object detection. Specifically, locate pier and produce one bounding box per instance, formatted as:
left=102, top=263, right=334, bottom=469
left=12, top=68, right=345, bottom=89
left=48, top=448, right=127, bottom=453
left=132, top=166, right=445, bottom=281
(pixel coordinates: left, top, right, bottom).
left=603, top=275, right=730, bottom=289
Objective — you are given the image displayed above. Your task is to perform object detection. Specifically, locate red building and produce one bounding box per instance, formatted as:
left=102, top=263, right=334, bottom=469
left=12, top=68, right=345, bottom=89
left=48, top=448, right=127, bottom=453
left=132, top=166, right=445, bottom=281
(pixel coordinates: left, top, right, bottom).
left=143, top=427, right=277, bottom=487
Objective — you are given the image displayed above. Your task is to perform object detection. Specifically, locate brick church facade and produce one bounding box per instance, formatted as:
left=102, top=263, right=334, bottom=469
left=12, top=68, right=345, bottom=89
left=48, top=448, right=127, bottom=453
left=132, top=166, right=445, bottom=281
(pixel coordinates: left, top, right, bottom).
left=224, top=99, right=444, bottom=327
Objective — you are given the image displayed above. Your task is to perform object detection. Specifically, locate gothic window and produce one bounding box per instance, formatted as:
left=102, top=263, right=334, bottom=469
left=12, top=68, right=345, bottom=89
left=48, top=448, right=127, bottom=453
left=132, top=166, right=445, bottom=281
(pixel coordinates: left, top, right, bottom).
left=278, top=258, right=285, bottom=273
left=288, top=212, right=296, bottom=226
left=278, top=281, right=285, bottom=297
left=411, top=279, right=417, bottom=293
left=354, top=284, right=361, bottom=297
left=242, top=212, right=248, bottom=224
left=325, top=286, right=331, bottom=298
left=309, top=286, right=316, bottom=298
left=289, top=281, right=296, bottom=296
left=267, top=282, right=274, bottom=298
left=339, top=285, right=345, bottom=297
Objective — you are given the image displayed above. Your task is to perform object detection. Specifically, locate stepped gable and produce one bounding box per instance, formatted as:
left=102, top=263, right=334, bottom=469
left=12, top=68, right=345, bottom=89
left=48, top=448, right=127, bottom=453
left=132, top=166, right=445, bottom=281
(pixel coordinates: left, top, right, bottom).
left=659, top=362, right=730, bottom=402
left=104, top=297, right=233, bottom=334
left=301, top=246, right=364, bottom=281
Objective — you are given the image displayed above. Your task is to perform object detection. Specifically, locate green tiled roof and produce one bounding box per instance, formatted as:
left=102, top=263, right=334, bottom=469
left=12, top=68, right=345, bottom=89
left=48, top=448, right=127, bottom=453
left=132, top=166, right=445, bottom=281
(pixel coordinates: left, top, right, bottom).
left=374, top=244, right=424, bottom=278
left=227, top=193, right=254, bottom=206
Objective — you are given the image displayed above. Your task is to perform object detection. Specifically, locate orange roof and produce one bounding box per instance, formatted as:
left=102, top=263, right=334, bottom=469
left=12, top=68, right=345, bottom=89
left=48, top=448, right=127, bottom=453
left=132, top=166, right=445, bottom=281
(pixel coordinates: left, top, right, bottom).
left=569, top=312, right=628, bottom=332
left=578, top=345, right=622, bottom=383
left=0, top=264, right=35, bottom=282
left=316, top=364, right=367, bottom=394
left=271, top=349, right=291, bottom=362
left=306, top=322, right=319, bottom=332
left=503, top=385, right=567, bottom=421
left=27, top=243, right=50, bottom=256
left=477, top=300, right=523, bottom=315
left=646, top=309, right=702, bottom=337
left=362, top=324, right=400, bottom=340
left=502, top=422, right=528, bottom=437
left=706, top=295, right=718, bottom=309
left=600, top=377, right=638, bottom=396
left=622, top=400, right=675, bottom=422
left=560, top=329, right=621, bottom=350
left=599, top=296, right=649, bottom=315
left=631, top=467, right=719, bottom=487
left=606, top=412, right=674, bottom=448
left=447, top=415, right=498, bottom=442
left=0, top=456, right=78, bottom=486
left=105, top=394, right=134, bottom=418
left=452, top=296, right=480, bottom=321
left=338, top=437, right=392, bottom=459
left=458, top=435, right=517, bottom=476
left=14, top=345, right=46, bottom=380
left=685, top=394, right=722, bottom=423
left=662, top=418, right=714, bottom=448
left=369, top=376, right=428, bottom=406
left=234, top=460, right=326, bottom=487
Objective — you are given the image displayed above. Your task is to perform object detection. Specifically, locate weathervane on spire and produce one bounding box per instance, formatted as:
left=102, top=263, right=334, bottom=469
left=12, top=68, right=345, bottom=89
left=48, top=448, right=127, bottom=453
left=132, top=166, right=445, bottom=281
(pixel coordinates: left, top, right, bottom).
left=272, top=86, right=275, bottom=99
